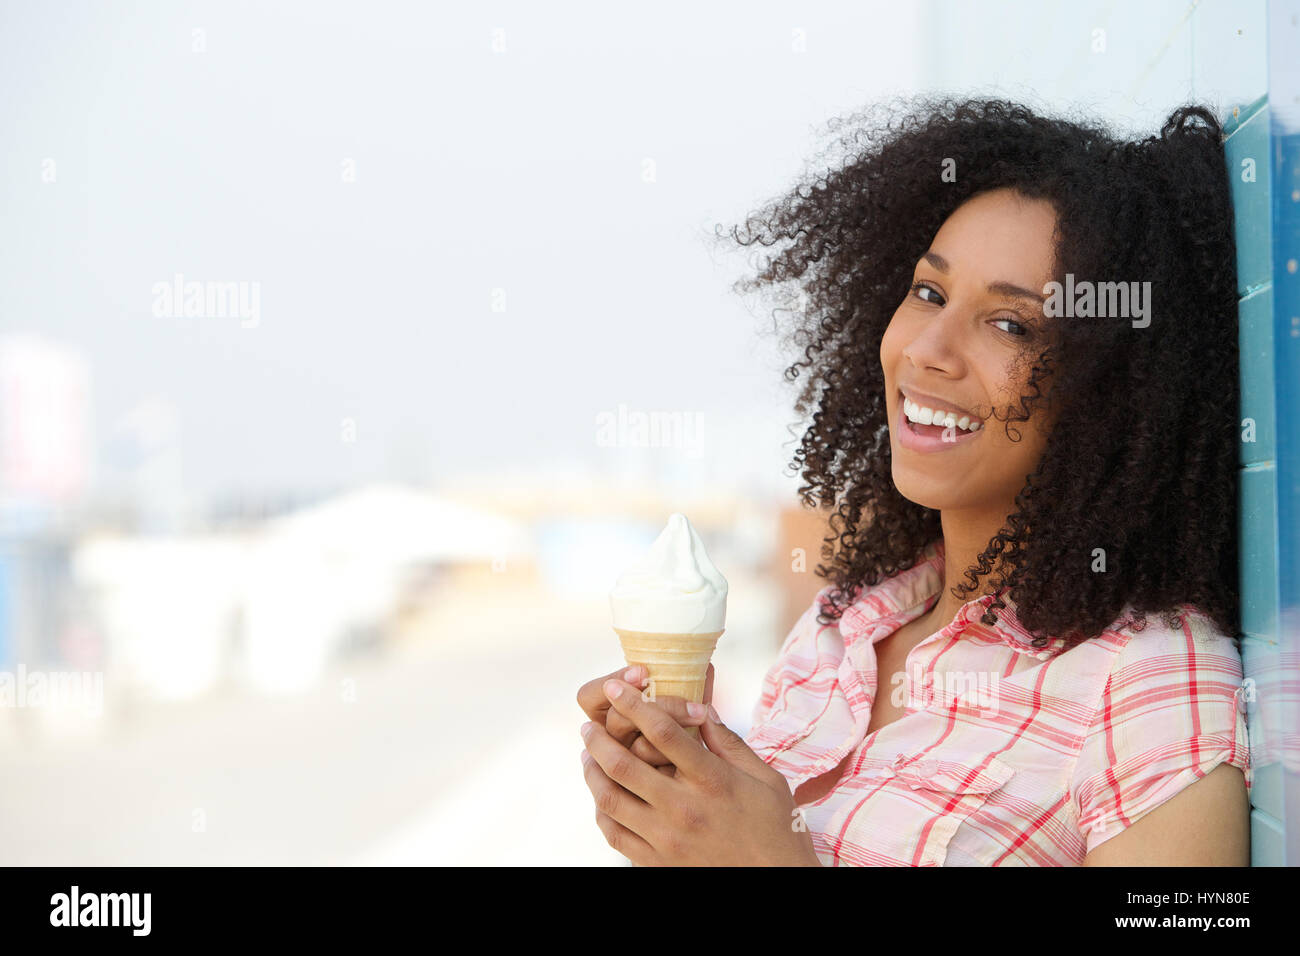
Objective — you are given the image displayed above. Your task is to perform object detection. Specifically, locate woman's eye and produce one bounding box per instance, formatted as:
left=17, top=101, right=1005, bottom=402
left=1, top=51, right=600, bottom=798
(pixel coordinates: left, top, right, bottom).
left=911, top=282, right=1032, bottom=339
left=911, top=281, right=943, bottom=305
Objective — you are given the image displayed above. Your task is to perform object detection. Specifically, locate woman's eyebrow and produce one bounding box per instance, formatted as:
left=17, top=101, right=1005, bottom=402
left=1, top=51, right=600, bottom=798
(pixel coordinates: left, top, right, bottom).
left=921, top=251, right=1046, bottom=303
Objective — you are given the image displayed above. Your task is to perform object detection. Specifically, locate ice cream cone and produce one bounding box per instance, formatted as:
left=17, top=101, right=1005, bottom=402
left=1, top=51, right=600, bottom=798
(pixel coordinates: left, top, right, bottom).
left=615, top=627, right=722, bottom=739
left=609, top=514, right=728, bottom=745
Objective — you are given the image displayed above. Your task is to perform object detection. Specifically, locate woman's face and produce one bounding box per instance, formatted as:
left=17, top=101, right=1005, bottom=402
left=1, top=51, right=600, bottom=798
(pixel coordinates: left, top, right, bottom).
left=880, top=187, right=1058, bottom=513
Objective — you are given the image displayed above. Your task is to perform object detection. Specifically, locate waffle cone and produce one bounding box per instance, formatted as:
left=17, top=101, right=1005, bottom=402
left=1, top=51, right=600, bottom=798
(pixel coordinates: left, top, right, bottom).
left=614, top=627, right=722, bottom=740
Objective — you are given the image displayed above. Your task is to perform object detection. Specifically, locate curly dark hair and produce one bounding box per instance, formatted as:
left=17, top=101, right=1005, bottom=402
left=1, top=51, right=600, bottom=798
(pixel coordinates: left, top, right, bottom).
left=715, top=96, right=1240, bottom=651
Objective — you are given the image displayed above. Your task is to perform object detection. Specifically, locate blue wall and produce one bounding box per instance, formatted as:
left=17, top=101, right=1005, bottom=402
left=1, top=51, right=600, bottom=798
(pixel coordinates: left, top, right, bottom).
left=1223, top=0, right=1300, bottom=868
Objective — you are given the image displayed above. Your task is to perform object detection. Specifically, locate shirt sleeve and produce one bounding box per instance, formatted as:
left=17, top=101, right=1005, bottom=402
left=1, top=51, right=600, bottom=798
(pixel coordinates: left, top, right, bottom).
left=1070, top=608, right=1253, bottom=855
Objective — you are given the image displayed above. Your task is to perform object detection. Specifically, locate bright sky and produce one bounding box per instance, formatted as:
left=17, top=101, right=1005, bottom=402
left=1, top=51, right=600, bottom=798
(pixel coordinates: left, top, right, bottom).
left=1, top=0, right=1255, bottom=507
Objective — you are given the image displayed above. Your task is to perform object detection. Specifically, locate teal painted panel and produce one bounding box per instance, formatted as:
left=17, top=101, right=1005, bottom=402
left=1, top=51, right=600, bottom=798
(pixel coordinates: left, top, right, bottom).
left=1250, top=808, right=1285, bottom=866
left=1239, top=286, right=1276, bottom=464
left=1221, top=93, right=1267, bottom=136
left=1239, top=464, right=1280, bottom=638
left=1266, top=0, right=1300, bottom=870
left=1224, top=104, right=1272, bottom=295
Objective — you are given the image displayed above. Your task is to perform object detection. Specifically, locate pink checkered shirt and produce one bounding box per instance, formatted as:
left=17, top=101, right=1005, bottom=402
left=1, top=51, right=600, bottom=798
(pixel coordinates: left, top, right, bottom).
left=743, top=538, right=1253, bottom=866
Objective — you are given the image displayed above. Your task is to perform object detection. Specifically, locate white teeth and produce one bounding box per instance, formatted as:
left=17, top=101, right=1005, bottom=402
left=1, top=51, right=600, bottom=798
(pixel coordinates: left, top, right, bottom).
left=904, top=397, right=982, bottom=432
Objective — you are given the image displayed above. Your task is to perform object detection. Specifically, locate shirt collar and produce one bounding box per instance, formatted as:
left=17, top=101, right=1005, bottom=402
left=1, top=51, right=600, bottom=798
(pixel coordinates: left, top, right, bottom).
left=835, top=537, right=1066, bottom=657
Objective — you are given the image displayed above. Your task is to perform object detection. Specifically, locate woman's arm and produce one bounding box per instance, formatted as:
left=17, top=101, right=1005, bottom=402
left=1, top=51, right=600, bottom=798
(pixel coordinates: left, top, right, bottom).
left=1082, top=764, right=1249, bottom=866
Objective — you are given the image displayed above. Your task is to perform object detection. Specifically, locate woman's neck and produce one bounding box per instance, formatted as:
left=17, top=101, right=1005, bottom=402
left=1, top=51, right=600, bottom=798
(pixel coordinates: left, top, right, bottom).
left=923, top=509, right=1014, bottom=631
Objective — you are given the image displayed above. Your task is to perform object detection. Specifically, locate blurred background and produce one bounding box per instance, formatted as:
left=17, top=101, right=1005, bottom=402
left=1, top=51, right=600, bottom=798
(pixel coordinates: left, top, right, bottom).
left=0, top=0, right=1267, bottom=864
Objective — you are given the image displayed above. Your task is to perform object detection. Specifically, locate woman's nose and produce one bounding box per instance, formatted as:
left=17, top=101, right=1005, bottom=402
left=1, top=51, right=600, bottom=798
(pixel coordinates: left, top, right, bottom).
left=902, top=316, right=963, bottom=371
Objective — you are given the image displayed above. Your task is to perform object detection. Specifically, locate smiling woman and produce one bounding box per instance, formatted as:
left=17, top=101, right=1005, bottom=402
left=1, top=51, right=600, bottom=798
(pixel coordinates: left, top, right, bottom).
left=722, top=95, right=1240, bottom=659
left=576, top=95, right=1251, bottom=867
left=705, top=96, right=1249, bottom=866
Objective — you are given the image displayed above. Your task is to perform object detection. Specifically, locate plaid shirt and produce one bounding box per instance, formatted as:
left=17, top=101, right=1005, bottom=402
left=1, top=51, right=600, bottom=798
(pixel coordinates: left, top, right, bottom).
left=744, top=539, right=1253, bottom=866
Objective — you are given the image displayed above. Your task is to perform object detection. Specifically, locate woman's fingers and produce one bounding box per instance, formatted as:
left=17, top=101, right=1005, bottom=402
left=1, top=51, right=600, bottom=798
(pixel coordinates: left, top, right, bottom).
left=608, top=693, right=709, bottom=758
left=623, top=664, right=716, bottom=763
left=581, top=750, right=659, bottom=857
left=594, top=810, right=659, bottom=864
left=629, top=737, right=701, bottom=772
left=599, top=679, right=717, bottom=783
left=580, top=667, right=711, bottom=767
left=582, top=719, right=670, bottom=810
left=579, top=662, right=717, bottom=723
left=629, top=734, right=669, bottom=764
left=576, top=665, right=647, bottom=722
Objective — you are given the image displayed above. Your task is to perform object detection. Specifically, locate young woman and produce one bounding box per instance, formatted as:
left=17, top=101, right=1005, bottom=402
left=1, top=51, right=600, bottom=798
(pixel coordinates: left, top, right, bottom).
left=576, top=97, right=1252, bottom=866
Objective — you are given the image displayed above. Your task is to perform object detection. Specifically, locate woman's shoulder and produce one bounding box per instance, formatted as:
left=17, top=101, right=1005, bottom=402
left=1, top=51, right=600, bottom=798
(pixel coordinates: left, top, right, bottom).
left=1070, top=602, right=1253, bottom=851
left=1103, top=602, right=1242, bottom=673
left=1078, top=602, right=1246, bottom=737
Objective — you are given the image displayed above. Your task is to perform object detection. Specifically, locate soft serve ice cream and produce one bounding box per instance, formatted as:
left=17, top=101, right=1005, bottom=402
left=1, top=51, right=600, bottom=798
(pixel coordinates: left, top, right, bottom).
left=610, top=513, right=728, bottom=633
left=610, top=514, right=728, bottom=714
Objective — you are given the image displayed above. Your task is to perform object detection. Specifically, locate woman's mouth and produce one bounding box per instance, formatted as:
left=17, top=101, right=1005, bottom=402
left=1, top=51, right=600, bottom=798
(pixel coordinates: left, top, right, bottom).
left=896, top=391, right=984, bottom=452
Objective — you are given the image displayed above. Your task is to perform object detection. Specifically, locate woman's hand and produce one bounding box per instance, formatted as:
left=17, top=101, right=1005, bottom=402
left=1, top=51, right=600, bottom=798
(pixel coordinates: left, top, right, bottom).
left=576, top=664, right=713, bottom=771
left=580, top=676, right=821, bottom=866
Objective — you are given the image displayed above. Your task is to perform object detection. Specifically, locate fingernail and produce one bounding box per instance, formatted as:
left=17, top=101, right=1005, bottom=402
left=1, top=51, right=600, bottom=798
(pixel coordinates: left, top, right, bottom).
left=686, top=701, right=706, bottom=719
left=603, top=679, right=623, bottom=701
left=580, top=721, right=594, bottom=739
left=708, top=704, right=721, bottom=723
left=623, top=666, right=644, bottom=684
left=581, top=749, right=592, bottom=766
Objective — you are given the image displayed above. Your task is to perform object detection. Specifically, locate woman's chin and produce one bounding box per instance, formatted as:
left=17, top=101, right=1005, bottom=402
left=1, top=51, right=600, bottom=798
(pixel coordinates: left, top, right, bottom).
left=890, top=466, right=955, bottom=511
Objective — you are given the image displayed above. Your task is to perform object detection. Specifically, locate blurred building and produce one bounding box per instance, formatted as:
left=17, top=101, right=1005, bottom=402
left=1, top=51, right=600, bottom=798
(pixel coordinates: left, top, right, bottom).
left=777, top=503, right=834, bottom=633
left=0, top=335, right=90, bottom=506
left=0, top=335, right=92, bottom=673
left=70, top=483, right=530, bottom=700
